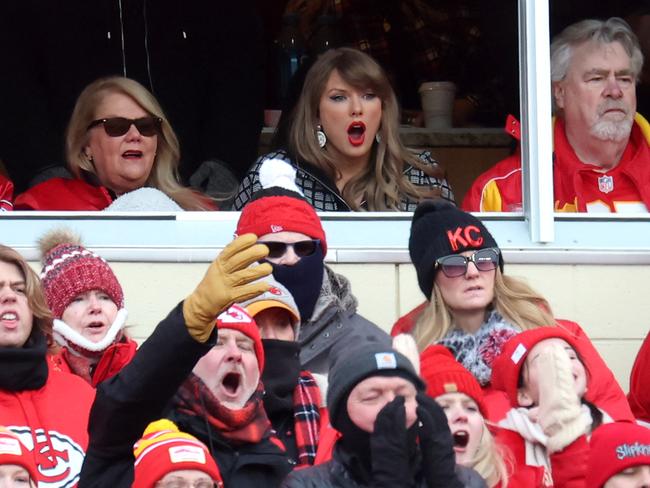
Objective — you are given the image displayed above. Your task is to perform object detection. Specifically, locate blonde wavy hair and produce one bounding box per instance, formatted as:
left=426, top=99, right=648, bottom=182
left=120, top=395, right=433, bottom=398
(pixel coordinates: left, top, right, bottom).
left=289, top=47, right=439, bottom=210
left=0, top=245, right=53, bottom=347
left=413, top=269, right=556, bottom=350
left=66, top=76, right=211, bottom=210
left=472, top=423, right=512, bottom=487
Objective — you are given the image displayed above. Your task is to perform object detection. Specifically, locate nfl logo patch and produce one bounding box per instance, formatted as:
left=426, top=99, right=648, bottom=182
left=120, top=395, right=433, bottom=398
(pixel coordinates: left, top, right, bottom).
left=598, top=175, right=614, bottom=194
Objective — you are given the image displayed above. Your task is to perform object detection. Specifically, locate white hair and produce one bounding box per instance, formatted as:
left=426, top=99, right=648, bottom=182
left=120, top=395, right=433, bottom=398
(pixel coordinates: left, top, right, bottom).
left=551, top=17, right=643, bottom=83
left=551, top=18, right=643, bottom=113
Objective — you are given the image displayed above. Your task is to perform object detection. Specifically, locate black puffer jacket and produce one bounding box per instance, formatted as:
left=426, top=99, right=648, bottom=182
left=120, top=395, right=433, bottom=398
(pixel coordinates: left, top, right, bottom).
left=281, top=445, right=487, bottom=488
left=233, top=150, right=455, bottom=211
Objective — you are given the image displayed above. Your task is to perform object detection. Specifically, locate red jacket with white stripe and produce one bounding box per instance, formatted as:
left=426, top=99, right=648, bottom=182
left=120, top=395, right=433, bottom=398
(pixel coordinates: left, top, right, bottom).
left=0, top=173, right=14, bottom=211
left=462, top=114, right=650, bottom=213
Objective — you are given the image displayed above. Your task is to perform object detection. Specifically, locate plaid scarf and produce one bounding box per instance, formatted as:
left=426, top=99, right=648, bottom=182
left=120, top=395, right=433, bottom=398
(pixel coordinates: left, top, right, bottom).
left=175, top=373, right=272, bottom=445
left=293, top=371, right=323, bottom=467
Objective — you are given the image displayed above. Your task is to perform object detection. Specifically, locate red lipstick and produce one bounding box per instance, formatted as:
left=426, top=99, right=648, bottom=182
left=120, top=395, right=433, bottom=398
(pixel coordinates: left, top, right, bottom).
left=347, top=121, right=366, bottom=146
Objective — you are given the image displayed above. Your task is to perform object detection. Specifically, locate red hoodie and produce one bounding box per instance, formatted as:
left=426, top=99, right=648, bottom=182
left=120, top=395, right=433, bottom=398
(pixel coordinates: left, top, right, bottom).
left=0, top=363, right=95, bottom=487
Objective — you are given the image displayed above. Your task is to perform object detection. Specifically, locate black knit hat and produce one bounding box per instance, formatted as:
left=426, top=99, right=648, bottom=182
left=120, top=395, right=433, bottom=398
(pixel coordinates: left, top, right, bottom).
left=327, top=335, right=425, bottom=430
left=409, top=199, right=502, bottom=299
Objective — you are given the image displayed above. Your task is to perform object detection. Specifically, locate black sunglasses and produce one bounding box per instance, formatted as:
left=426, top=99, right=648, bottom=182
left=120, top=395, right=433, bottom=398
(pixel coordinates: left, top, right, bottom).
left=261, top=239, right=320, bottom=259
left=87, top=116, right=162, bottom=137
left=435, top=248, right=500, bottom=278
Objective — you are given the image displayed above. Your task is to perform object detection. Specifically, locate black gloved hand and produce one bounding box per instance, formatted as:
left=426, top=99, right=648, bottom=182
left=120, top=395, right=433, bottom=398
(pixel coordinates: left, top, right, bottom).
left=370, top=396, right=417, bottom=488
left=416, top=392, right=464, bottom=488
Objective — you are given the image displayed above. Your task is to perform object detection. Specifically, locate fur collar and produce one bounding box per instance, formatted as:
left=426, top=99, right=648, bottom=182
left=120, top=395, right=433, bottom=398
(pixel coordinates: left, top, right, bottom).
left=308, top=266, right=357, bottom=324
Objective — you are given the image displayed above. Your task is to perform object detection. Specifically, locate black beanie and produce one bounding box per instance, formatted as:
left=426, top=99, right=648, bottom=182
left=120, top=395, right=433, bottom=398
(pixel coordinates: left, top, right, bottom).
left=409, top=199, right=502, bottom=299
left=327, top=335, right=425, bottom=430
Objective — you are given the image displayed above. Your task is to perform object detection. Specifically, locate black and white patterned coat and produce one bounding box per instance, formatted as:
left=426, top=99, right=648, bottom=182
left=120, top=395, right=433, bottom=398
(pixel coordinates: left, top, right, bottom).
left=232, top=150, right=455, bottom=211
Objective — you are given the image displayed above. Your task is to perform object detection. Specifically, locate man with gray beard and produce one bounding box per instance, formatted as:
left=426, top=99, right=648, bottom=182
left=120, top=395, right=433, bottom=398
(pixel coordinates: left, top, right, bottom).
left=463, top=17, right=650, bottom=213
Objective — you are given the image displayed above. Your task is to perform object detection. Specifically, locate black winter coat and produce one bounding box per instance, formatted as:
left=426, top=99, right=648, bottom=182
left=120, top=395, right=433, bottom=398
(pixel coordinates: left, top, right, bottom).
left=78, top=303, right=215, bottom=488
left=281, top=445, right=488, bottom=488
left=167, top=409, right=293, bottom=488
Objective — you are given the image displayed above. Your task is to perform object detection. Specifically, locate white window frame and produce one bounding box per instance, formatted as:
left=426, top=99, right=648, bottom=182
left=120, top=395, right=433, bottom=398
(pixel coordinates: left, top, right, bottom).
left=3, top=0, right=650, bottom=265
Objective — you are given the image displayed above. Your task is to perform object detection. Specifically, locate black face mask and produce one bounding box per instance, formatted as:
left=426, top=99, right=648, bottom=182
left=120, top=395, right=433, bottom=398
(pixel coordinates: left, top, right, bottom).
left=269, top=245, right=324, bottom=322
left=261, top=339, right=301, bottom=418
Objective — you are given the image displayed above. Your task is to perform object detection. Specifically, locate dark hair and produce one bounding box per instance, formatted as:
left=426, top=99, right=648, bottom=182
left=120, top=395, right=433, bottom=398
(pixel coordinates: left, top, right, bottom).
left=584, top=399, right=604, bottom=429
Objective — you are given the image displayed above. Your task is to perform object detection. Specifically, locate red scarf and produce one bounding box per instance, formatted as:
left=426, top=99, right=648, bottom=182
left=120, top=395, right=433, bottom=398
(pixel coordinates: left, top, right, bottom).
left=293, top=371, right=323, bottom=467
left=175, top=373, right=273, bottom=445
left=61, top=348, right=96, bottom=384
left=59, top=334, right=137, bottom=386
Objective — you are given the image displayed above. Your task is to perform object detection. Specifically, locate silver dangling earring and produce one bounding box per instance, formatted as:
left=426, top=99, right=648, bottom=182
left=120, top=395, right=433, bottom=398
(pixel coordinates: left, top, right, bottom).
left=316, top=125, right=327, bottom=148
left=375, top=132, right=382, bottom=144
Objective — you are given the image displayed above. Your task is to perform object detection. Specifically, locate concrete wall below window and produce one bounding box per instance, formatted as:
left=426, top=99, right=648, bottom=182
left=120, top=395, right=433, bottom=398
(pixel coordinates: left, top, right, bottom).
left=35, top=260, right=647, bottom=393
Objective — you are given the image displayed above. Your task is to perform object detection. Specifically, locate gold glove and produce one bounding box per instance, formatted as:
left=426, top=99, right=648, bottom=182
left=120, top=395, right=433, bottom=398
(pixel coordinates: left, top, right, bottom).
left=183, top=234, right=272, bottom=342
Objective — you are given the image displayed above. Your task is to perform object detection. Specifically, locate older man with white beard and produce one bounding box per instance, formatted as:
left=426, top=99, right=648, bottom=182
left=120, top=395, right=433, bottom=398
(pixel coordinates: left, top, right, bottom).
left=463, top=17, right=650, bottom=213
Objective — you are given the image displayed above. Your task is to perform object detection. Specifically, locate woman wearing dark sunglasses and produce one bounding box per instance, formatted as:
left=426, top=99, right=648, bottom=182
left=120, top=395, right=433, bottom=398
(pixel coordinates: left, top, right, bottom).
left=14, top=77, right=213, bottom=211
left=396, top=199, right=633, bottom=423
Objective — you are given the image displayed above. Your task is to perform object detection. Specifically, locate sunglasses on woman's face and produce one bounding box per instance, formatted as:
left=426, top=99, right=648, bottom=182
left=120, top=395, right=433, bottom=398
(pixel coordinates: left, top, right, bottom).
left=435, top=248, right=500, bottom=278
left=87, top=116, right=162, bottom=137
left=261, top=239, right=320, bottom=259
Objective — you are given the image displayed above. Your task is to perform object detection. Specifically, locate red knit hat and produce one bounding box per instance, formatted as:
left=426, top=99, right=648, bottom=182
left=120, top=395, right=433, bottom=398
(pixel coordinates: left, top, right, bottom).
left=420, top=345, right=487, bottom=416
left=0, top=427, right=38, bottom=484
left=235, top=158, right=327, bottom=255
left=133, top=419, right=223, bottom=488
left=490, top=327, right=583, bottom=407
left=40, top=238, right=124, bottom=319
left=587, top=422, right=650, bottom=487
left=216, top=305, right=264, bottom=373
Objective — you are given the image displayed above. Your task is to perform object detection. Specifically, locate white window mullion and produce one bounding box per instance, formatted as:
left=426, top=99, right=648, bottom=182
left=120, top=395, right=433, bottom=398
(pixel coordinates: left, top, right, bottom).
left=519, top=0, right=555, bottom=243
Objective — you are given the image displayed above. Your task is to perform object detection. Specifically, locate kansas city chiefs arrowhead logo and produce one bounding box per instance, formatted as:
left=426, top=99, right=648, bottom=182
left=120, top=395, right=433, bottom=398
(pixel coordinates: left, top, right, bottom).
left=10, top=426, right=85, bottom=488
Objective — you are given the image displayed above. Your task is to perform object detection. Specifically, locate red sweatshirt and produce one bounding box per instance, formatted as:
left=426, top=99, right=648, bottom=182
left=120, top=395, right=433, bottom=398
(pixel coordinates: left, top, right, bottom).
left=0, top=364, right=95, bottom=487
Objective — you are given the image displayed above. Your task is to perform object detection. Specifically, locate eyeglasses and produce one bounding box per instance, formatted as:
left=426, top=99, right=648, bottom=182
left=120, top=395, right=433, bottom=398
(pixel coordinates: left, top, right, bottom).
left=435, top=248, right=500, bottom=278
left=156, top=479, right=221, bottom=488
left=261, top=239, right=320, bottom=259
left=87, top=116, right=162, bottom=137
